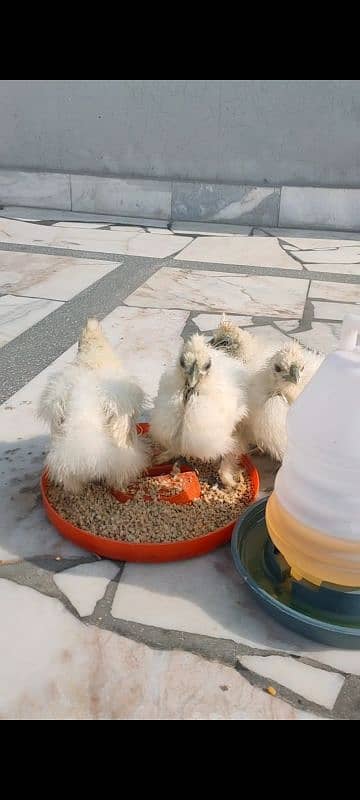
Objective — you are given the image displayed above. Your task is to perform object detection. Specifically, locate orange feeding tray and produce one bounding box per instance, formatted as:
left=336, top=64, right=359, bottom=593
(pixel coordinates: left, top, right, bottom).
left=41, top=423, right=260, bottom=563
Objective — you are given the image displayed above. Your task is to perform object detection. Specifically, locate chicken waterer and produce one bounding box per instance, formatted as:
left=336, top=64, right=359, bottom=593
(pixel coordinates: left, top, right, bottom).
left=232, top=315, right=360, bottom=648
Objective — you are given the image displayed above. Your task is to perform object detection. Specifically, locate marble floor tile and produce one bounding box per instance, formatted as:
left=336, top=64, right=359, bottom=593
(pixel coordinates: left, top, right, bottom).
left=54, top=561, right=121, bottom=617
left=0, top=346, right=85, bottom=561
left=53, top=222, right=107, bottom=229
left=259, top=228, right=360, bottom=246
left=0, top=295, right=62, bottom=347
left=171, top=222, right=252, bottom=236
left=112, top=547, right=360, bottom=675
left=0, top=251, right=119, bottom=301
left=193, top=313, right=252, bottom=331
left=294, top=322, right=341, bottom=352
left=0, top=306, right=187, bottom=560
left=111, top=548, right=307, bottom=652
left=99, top=306, right=188, bottom=398
left=275, top=318, right=344, bottom=358
left=108, top=226, right=149, bottom=233
left=309, top=281, right=360, bottom=302
left=0, top=218, right=192, bottom=258
left=110, top=218, right=168, bottom=229
left=145, top=227, right=172, bottom=235
left=311, top=301, right=360, bottom=321
left=250, top=325, right=290, bottom=348
left=239, top=655, right=344, bottom=710
left=175, top=235, right=301, bottom=269
left=283, top=238, right=360, bottom=251
left=0, top=207, right=169, bottom=227
left=291, top=247, right=360, bottom=265
left=0, top=580, right=310, bottom=720
left=304, top=262, right=360, bottom=276
left=125, top=267, right=309, bottom=318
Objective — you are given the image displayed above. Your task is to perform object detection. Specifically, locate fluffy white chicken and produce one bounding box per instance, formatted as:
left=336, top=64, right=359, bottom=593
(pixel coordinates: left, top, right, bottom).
left=38, top=319, right=149, bottom=493
left=210, top=316, right=275, bottom=371
left=151, top=333, right=248, bottom=487
left=247, top=340, right=324, bottom=462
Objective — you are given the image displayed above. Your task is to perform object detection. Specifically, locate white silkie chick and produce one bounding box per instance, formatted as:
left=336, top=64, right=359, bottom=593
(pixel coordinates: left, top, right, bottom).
left=247, top=340, right=324, bottom=462
left=151, top=333, right=248, bottom=487
left=210, top=316, right=276, bottom=372
left=38, top=318, right=149, bottom=493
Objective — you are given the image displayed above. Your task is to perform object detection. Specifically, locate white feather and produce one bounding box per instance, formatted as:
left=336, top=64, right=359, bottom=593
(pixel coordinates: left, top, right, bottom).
left=246, top=340, right=324, bottom=461
left=38, top=319, right=149, bottom=492
left=151, top=334, right=248, bottom=485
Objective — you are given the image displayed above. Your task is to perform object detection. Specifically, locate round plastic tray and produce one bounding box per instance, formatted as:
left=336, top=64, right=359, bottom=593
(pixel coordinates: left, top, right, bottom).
left=41, top=431, right=259, bottom=563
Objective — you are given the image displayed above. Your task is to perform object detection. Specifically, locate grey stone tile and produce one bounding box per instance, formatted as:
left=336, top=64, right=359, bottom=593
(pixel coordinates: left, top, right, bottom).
left=172, top=182, right=280, bottom=226
left=71, top=175, right=171, bottom=219
left=257, top=227, right=360, bottom=243
left=0, top=170, right=71, bottom=210
left=171, top=221, right=252, bottom=236
left=280, top=187, right=360, bottom=231
left=0, top=207, right=170, bottom=227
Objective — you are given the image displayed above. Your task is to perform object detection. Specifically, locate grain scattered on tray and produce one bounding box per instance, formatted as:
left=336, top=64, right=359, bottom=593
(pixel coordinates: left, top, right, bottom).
left=127, top=473, right=187, bottom=499
left=47, top=458, right=253, bottom=544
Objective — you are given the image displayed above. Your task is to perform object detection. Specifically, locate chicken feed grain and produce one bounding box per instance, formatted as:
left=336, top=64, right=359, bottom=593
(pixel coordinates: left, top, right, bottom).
left=47, top=459, right=253, bottom=544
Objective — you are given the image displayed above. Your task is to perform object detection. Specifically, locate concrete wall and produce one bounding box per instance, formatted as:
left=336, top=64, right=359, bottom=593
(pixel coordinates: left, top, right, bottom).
left=0, top=80, right=359, bottom=187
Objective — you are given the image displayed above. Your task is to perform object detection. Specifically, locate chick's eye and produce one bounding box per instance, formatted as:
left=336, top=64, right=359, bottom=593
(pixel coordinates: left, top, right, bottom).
left=180, top=355, right=185, bottom=368
left=274, top=364, right=282, bottom=373
left=204, top=360, right=211, bottom=371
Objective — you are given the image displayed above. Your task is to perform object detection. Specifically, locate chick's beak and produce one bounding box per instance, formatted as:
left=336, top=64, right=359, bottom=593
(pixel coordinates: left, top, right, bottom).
left=287, top=363, right=301, bottom=384
left=186, top=362, right=200, bottom=388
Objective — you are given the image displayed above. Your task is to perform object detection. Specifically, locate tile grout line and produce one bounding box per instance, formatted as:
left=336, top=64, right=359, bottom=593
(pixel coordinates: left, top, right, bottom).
left=0, top=257, right=165, bottom=404
left=1, top=240, right=360, bottom=283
